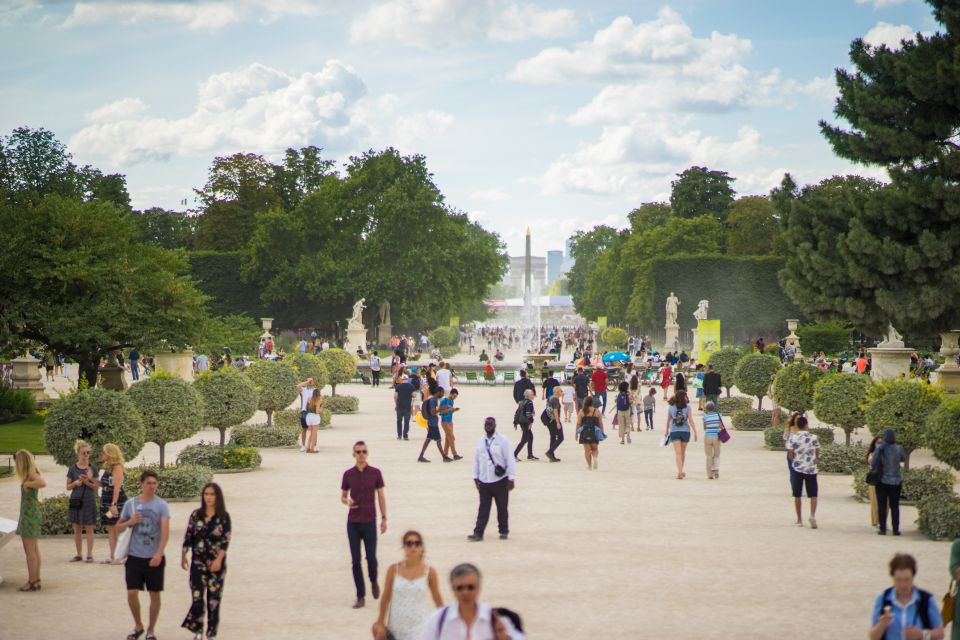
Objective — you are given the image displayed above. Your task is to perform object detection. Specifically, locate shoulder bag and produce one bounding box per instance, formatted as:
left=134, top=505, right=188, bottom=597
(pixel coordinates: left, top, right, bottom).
left=866, top=447, right=884, bottom=486
left=718, top=414, right=731, bottom=443
left=943, top=580, right=957, bottom=625
left=484, top=438, right=506, bottom=478
left=68, top=467, right=86, bottom=511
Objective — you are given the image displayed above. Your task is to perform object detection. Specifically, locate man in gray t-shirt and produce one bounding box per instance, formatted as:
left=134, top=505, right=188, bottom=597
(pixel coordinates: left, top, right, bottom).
left=117, top=469, right=170, bottom=639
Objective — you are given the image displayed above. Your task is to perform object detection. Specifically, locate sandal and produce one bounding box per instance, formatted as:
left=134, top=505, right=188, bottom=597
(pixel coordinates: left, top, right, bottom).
left=126, top=629, right=144, bottom=640
left=18, top=581, right=39, bottom=592
left=100, top=559, right=114, bottom=564
left=69, top=555, right=83, bottom=562
left=145, top=633, right=158, bottom=640
left=85, top=556, right=94, bottom=563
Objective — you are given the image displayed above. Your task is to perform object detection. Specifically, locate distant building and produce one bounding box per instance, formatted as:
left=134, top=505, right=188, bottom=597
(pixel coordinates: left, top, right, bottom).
left=502, top=255, right=546, bottom=296
left=546, top=250, right=564, bottom=285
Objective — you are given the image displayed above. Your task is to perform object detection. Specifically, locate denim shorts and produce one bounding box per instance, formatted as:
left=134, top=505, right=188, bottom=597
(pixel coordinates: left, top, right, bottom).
left=668, top=431, right=690, bottom=443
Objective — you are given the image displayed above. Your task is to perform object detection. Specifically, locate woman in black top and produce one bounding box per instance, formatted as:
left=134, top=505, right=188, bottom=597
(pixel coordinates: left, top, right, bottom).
left=66, top=439, right=100, bottom=562
left=181, top=483, right=232, bottom=640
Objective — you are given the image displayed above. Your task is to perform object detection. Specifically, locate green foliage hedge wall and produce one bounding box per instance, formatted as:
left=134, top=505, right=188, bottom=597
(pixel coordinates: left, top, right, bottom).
left=188, top=251, right=267, bottom=318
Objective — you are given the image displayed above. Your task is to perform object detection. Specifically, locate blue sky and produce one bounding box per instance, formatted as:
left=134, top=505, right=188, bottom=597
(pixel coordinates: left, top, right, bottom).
left=0, top=0, right=940, bottom=255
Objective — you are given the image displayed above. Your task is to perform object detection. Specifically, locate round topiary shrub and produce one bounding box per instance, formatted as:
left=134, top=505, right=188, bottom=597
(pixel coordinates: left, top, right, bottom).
left=865, top=379, right=943, bottom=468
left=193, top=367, right=259, bottom=446
left=40, top=494, right=106, bottom=535
left=732, top=409, right=773, bottom=431
left=927, top=397, right=960, bottom=472
left=45, top=387, right=145, bottom=466
left=813, top=373, right=871, bottom=445
left=852, top=465, right=955, bottom=503
left=708, top=347, right=747, bottom=397
left=317, top=348, right=357, bottom=395
left=818, top=443, right=869, bottom=474
left=601, top=327, right=628, bottom=349
left=271, top=407, right=331, bottom=428
left=229, top=423, right=298, bottom=448
left=764, top=426, right=786, bottom=450
left=430, top=326, right=459, bottom=349
left=177, top=442, right=262, bottom=471
left=245, top=359, right=298, bottom=426
left=810, top=427, right=835, bottom=446
left=718, top=396, right=753, bottom=416
left=286, top=351, right=329, bottom=391
left=123, top=463, right=214, bottom=501
left=323, top=395, right=359, bottom=414
left=127, top=373, right=204, bottom=466
left=917, top=494, right=960, bottom=540
left=773, top=362, right=824, bottom=414
left=733, top=353, right=781, bottom=409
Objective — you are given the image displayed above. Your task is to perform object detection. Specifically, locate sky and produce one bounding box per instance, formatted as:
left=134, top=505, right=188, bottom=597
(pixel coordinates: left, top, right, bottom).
left=0, top=0, right=941, bottom=256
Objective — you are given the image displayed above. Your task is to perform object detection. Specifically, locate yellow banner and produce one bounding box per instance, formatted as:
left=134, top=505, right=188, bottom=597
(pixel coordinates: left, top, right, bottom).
left=697, top=320, right=721, bottom=363
left=597, top=316, right=608, bottom=330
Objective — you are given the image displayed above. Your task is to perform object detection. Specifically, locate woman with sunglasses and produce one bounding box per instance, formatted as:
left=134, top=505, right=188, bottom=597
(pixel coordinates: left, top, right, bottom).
left=371, top=530, right=442, bottom=640
left=66, top=439, right=100, bottom=562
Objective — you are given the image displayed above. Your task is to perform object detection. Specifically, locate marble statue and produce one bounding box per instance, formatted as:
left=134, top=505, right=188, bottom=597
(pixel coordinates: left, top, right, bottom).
left=665, top=292, right=680, bottom=326
left=877, top=324, right=905, bottom=349
left=349, top=298, right=366, bottom=330
left=379, top=301, right=391, bottom=326
left=693, top=300, right=709, bottom=321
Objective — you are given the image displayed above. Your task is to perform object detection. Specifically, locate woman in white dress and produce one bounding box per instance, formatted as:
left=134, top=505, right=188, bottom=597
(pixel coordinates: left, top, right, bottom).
left=371, top=530, right=443, bottom=640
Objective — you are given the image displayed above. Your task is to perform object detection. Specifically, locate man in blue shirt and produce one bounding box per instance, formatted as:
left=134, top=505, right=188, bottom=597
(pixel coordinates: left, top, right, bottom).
left=417, top=388, right=449, bottom=463
left=869, top=553, right=944, bottom=640
left=393, top=375, right=416, bottom=441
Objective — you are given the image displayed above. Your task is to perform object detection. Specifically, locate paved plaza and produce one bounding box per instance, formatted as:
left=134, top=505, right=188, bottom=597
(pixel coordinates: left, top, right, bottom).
left=1, top=370, right=955, bottom=639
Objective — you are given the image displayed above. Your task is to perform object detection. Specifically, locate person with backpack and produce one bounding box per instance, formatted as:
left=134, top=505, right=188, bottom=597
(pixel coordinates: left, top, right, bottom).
left=542, top=386, right=563, bottom=462
left=870, top=428, right=907, bottom=536
left=615, top=382, right=632, bottom=445
left=513, top=389, right=537, bottom=461
left=417, top=388, right=450, bottom=463
left=868, top=553, right=944, bottom=640
left=577, top=396, right=605, bottom=470
left=664, top=391, right=698, bottom=479
left=421, top=563, right=526, bottom=639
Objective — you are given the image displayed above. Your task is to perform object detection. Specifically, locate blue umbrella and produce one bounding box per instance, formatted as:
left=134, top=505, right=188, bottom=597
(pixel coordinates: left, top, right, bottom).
left=602, top=351, right=631, bottom=364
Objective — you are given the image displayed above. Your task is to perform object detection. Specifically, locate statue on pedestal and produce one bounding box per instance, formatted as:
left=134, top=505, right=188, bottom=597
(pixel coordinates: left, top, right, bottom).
left=349, top=298, right=366, bottom=330
left=693, top=300, right=709, bottom=321
left=379, top=301, right=391, bottom=326
left=665, top=292, right=680, bottom=326
left=877, top=324, right=905, bottom=349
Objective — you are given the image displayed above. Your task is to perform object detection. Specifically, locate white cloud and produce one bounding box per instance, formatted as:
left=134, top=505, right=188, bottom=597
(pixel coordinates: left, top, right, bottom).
left=863, top=21, right=917, bottom=49
left=349, top=0, right=576, bottom=47
left=70, top=61, right=453, bottom=166
left=470, top=188, right=509, bottom=202
left=0, top=1, right=39, bottom=25
left=855, top=0, right=911, bottom=8
left=62, top=0, right=329, bottom=31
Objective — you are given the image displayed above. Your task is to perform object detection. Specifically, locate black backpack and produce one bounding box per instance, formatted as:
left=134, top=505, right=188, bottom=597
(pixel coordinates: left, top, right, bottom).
left=881, top=587, right=933, bottom=629
left=421, top=398, right=433, bottom=419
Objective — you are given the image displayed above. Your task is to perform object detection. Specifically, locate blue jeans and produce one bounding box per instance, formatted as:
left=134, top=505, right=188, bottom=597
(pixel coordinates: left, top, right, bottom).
left=594, top=391, right=607, bottom=413
left=346, top=520, right=378, bottom=598
left=396, top=408, right=411, bottom=438
left=131, top=361, right=139, bottom=381
left=644, top=409, right=654, bottom=428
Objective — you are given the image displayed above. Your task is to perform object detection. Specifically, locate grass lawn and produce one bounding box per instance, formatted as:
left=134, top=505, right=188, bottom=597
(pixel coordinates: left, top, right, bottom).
left=0, top=414, right=47, bottom=454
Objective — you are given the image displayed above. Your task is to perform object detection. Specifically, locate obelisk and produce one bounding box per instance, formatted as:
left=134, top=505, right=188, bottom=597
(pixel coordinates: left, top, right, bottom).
left=524, top=227, right=533, bottom=322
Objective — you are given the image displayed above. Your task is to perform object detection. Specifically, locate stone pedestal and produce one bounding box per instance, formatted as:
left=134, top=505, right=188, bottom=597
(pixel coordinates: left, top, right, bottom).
left=785, top=319, right=802, bottom=358
left=937, top=330, right=960, bottom=393
left=99, top=362, right=129, bottom=391
left=664, top=323, right=680, bottom=353
left=343, top=327, right=367, bottom=355
left=9, top=351, right=47, bottom=403
left=690, top=327, right=700, bottom=361
left=154, top=350, right=195, bottom=383
left=378, top=323, right=393, bottom=346
left=869, top=347, right=913, bottom=381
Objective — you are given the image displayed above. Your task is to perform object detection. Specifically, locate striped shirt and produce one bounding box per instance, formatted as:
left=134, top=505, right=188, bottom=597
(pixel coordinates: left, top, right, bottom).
left=702, top=412, right=723, bottom=438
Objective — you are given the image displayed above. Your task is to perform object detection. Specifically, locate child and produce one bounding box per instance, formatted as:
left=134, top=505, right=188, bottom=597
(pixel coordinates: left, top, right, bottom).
left=562, top=379, right=575, bottom=421
left=643, top=387, right=657, bottom=430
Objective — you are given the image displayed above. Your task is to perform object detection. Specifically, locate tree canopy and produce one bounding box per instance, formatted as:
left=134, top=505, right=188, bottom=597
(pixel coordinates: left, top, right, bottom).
left=670, top=166, right=735, bottom=222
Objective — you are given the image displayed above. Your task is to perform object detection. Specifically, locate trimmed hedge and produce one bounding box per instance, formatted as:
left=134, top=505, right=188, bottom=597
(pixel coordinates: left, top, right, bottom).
left=813, top=373, right=871, bottom=446
left=733, top=353, right=781, bottom=409
left=853, top=465, right=955, bottom=503
left=917, top=494, right=960, bottom=540
left=795, top=321, right=852, bottom=356
left=286, top=352, right=329, bottom=391
left=40, top=494, right=106, bottom=535
left=188, top=251, right=267, bottom=318
left=732, top=409, right=772, bottom=431
left=865, top=379, right=943, bottom=464
left=271, top=407, right=332, bottom=428
left=718, top=396, right=753, bottom=415
left=927, top=397, right=960, bottom=472
left=439, top=346, right=460, bottom=359
left=230, top=423, right=298, bottom=448
left=810, top=427, right=835, bottom=446
left=245, top=359, right=298, bottom=426
left=177, top=443, right=262, bottom=471
left=127, top=375, right=203, bottom=466
left=430, top=326, right=459, bottom=348
left=818, top=443, right=869, bottom=474
left=601, top=327, right=628, bottom=348
left=44, top=388, right=145, bottom=467
left=764, top=426, right=786, bottom=450
left=123, top=463, right=214, bottom=500
left=193, top=367, right=259, bottom=446
left=323, top=395, right=359, bottom=414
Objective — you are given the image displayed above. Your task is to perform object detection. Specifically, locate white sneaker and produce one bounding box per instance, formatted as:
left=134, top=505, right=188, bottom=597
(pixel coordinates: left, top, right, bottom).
left=299, top=446, right=306, bottom=452
left=593, top=459, right=598, bottom=470
left=809, top=517, right=818, bottom=530
left=795, top=520, right=803, bottom=527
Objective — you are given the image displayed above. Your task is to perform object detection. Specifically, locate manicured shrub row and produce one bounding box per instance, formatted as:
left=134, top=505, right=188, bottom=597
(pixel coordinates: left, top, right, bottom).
left=717, top=396, right=753, bottom=415
left=731, top=410, right=772, bottom=431
left=177, top=443, right=262, bottom=471
left=230, top=423, right=299, bottom=448
left=852, top=465, right=955, bottom=504
left=818, top=443, right=868, bottom=474
left=123, top=463, right=214, bottom=500
left=323, top=395, right=359, bottom=414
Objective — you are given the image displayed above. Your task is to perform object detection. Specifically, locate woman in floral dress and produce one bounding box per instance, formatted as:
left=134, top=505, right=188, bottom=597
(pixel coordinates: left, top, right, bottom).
left=16, top=449, right=45, bottom=591
left=181, top=483, right=232, bottom=640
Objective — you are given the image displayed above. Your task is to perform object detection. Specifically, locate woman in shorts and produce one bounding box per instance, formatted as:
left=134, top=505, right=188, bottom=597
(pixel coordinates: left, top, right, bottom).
left=304, top=390, right=323, bottom=453
left=561, top=380, right=575, bottom=421
left=577, top=396, right=605, bottom=470
left=664, top=391, right=698, bottom=479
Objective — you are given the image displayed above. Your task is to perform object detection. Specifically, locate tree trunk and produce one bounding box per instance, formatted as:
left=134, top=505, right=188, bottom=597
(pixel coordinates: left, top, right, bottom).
left=266, top=410, right=273, bottom=427
left=757, top=396, right=764, bottom=411
left=159, top=444, right=166, bottom=467
left=77, top=352, right=100, bottom=388
left=331, top=383, right=338, bottom=396
left=725, top=387, right=731, bottom=398
left=219, top=428, right=226, bottom=447
left=845, top=429, right=852, bottom=446
left=904, top=450, right=911, bottom=471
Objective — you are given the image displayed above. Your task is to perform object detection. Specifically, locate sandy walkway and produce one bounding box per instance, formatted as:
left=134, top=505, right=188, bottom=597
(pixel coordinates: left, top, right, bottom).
left=0, top=376, right=955, bottom=639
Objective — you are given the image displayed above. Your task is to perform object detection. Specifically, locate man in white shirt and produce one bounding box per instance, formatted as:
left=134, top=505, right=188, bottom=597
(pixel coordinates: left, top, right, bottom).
left=295, top=377, right=316, bottom=452
left=369, top=353, right=381, bottom=387
left=421, top=564, right=525, bottom=640
left=436, top=362, right=454, bottom=393
left=468, top=417, right=517, bottom=542
left=196, top=353, right=209, bottom=373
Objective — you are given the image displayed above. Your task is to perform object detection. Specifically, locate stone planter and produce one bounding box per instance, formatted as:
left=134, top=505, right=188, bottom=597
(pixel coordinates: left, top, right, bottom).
left=153, top=350, right=194, bottom=382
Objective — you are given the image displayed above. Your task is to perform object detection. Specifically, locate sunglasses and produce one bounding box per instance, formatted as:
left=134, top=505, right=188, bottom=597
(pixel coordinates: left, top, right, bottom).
left=403, top=540, right=422, bottom=547
left=355, top=450, right=368, bottom=455
left=454, top=584, right=477, bottom=592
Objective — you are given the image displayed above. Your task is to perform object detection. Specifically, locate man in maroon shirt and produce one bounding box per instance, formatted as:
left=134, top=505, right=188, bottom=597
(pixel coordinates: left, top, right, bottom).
left=590, top=366, right=609, bottom=414
left=341, top=441, right=387, bottom=609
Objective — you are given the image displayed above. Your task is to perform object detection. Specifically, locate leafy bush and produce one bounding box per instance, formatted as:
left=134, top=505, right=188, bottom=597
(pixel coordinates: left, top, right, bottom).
left=39, top=494, right=106, bottom=535
left=430, top=326, right=459, bottom=348
left=229, top=423, right=298, bottom=448
left=865, top=379, right=943, bottom=467
left=601, top=327, right=628, bottom=349
left=733, top=353, right=781, bottom=409
left=0, top=381, right=36, bottom=418
left=439, top=346, right=460, bottom=359
left=127, top=375, right=203, bottom=466
left=927, top=397, right=960, bottom=472
left=177, top=443, right=262, bottom=470
left=245, top=359, right=298, bottom=425
left=917, top=494, right=960, bottom=540
left=811, top=427, right=835, bottom=446
left=193, top=314, right=261, bottom=357
left=123, top=463, right=214, bottom=500
left=813, top=373, right=871, bottom=445
left=795, top=321, right=852, bottom=356
left=317, top=348, right=357, bottom=395
left=718, top=396, right=753, bottom=415
left=773, top=362, right=824, bottom=414
left=764, top=343, right=781, bottom=357
left=286, top=351, right=329, bottom=391
left=45, top=388, right=145, bottom=466
left=732, top=409, right=773, bottom=431
left=270, top=407, right=331, bottom=428
left=853, top=465, right=955, bottom=503
left=818, top=443, right=868, bottom=474
left=764, top=426, right=786, bottom=450
left=708, top=347, right=747, bottom=397
left=323, top=395, right=359, bottom=414
left=193, top=367, right=258, bottom=446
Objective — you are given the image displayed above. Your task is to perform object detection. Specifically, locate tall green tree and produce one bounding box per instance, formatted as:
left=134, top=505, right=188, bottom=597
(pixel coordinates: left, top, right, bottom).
left=670, top=166, right=735, bottom=223
left=781, top=0, right=960, bottom=336
left=133, top=207, right=196, bottom=249
left=567, top=225, right=618, bottom=314
left=725, top=196, right=780, bottom=255
left=628, top=202, right=672, bottom=232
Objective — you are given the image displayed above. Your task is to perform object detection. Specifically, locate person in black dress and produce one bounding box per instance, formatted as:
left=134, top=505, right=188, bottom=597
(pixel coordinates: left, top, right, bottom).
left=99, top=443, right=128, bottom=564
left=67, top=439, right=99, bottom=562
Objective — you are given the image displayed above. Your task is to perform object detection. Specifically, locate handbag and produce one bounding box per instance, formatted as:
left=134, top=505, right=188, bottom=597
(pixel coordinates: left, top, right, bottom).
left=866, top=448, right=884, bottom=486
left=718, top=415, right=731, bottom=444
left=114, top=527, right=132, bottom=562
left=69, top=478, right=86, bottom=511
left=484, top=438, right=506, bottom=478
left=942, top=580, right=957, bottom=625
